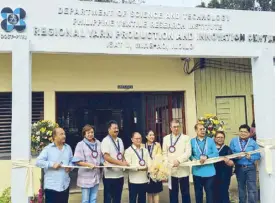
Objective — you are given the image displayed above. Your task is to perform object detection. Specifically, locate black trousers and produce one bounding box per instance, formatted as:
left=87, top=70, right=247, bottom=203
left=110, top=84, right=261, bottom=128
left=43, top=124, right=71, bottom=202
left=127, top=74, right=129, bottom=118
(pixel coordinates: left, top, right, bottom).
left=103, top=177, right=124, bottom=203
left=129, top=183, right=147, bottom=203
left=193, top=175, right=215, bottom=203
left=44, top=187, right=69, bottom=203
left=169, top=176, right=191, bottom=203
left=214, top=175, right=231, bottom=203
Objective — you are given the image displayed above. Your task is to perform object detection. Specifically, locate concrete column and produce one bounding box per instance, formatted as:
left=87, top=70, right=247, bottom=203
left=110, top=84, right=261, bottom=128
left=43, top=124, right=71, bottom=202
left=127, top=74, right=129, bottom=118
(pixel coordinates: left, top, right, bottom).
left=185, top=60, right=197, bottom=138
left=251, top=48, right=275, bottom=203
left=11, top=40, right=32, bottom=203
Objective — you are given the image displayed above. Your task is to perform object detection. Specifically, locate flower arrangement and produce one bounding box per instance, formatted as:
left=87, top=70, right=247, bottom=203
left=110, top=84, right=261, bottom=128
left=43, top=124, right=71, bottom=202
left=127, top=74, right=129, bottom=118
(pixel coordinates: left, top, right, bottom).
left=30, top=186, right=44, bottom=203
left=197, top=114, right=224, bottom=137
left=148, top=154, right=169, bottom=182
left=31, top=120, right=59, bottom=155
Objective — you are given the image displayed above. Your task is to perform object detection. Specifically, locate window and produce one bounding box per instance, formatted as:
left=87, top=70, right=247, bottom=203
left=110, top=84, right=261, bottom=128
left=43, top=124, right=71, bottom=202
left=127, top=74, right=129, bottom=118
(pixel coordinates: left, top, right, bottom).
left=0, top=92, right=44, bottom=157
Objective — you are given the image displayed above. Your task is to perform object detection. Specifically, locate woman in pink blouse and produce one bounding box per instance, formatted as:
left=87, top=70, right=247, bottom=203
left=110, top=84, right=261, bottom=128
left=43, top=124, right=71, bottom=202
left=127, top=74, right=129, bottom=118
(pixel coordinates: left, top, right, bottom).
left=72, top=124, right=103, bottom=203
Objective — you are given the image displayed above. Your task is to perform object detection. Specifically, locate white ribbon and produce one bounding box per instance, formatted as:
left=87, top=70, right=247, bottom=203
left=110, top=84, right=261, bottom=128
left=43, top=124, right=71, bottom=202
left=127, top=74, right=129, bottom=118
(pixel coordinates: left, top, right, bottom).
left=12, top=160, right=36, bottom=197
left=256, top=138, right=275, bottom=175
left=12, top=138, right=275, bottom=196
left=168, top=144, right=275, bottom=189
left=11, top=161, right=137, bottom=197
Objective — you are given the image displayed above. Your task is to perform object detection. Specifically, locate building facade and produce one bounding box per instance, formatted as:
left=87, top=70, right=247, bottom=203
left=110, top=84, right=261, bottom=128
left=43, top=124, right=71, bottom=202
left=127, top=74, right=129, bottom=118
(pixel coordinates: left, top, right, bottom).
left=0, top=53, right=197, bottom=192
left=0, top=55, right=257, bottom=192
left=0, top=1, right=274, bottom=202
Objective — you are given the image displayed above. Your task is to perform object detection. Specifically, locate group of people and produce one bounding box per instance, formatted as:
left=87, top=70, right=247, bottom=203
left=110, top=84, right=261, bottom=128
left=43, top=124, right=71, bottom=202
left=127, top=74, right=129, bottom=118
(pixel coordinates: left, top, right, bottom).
left=36, top=119, right=261, bottom=203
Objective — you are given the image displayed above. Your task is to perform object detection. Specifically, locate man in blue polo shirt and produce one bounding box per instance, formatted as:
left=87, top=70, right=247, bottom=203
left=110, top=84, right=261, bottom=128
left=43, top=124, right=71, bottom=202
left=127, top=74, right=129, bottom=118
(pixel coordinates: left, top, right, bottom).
left=191, top=123, right=219, bottom=203
left=230, top=124, right=261, bottom=203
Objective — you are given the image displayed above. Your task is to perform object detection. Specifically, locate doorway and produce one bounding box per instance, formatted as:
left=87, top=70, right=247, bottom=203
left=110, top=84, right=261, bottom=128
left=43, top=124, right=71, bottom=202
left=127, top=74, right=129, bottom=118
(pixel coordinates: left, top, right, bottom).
left=56, top=91, right=185, bottom=190
left=56, top=92, right=186, bottom=151
left=216, top=96, right=247, bottom=145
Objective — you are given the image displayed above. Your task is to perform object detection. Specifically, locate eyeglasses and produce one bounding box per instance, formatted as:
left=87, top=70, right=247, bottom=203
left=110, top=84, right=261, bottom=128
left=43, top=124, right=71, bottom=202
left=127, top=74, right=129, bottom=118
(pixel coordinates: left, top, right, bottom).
left=240, top=131, right=249, bottom=133
left=172, top=126, right=180, bottom=128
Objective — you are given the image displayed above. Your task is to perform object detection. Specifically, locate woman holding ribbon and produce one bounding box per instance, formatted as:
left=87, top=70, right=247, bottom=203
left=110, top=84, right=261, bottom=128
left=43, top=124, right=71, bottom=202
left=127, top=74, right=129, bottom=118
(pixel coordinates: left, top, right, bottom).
left=72, top=124, right=103, bottom=203
left=144, top=130, right=163, bottom=203
left=125, top=132, right=151, bottom=203
left=213, top=131, right=234, bottom=203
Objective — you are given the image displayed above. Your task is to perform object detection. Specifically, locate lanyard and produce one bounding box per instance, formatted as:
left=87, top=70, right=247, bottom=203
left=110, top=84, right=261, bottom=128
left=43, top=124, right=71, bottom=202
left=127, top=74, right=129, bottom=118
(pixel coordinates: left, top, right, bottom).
left=146, top=142, right=154, bottom=159
left=83, top=140, right=98, bottom=159
left=218, top=144, right=225, bottom=153
left=195, top=138, right=207, bottom=155
left=109, top=135, right=120, bottom=153
left=131, top=145, right=144, bottom=161
left=238, top=137, right=250, bottom=152
left=170, top=134, right=181, bottom=147
left=83, top=141, right=97, bottom=152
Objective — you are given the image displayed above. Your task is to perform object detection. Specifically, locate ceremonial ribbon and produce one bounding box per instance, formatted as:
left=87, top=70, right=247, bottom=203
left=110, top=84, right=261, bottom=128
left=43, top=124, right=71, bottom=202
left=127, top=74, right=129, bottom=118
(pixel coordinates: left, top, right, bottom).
left=12, top=160, right=35, bottom=197
left=167, top=139, right=275, bottom=189
left=256, top=138, right=275, bottom=175
left=11, top=160, right=138, bottom=197
left=12, top=138, right=275, bottom=197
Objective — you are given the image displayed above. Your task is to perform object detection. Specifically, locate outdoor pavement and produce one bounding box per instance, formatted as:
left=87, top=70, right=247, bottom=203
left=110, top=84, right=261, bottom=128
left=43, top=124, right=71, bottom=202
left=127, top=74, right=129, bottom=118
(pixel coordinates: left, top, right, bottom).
left=69, top=176, right=240, bottom=203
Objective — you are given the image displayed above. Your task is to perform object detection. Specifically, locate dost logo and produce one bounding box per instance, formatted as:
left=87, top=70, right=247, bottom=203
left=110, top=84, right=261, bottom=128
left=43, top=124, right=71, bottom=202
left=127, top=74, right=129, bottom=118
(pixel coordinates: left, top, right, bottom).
left=1, top=7, right=26, bottom=32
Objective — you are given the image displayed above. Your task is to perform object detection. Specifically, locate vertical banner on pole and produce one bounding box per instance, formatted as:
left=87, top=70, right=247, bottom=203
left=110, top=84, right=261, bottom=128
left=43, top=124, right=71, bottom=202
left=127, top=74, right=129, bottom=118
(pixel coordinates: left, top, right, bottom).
left=11, top=40, right=32, bottom=203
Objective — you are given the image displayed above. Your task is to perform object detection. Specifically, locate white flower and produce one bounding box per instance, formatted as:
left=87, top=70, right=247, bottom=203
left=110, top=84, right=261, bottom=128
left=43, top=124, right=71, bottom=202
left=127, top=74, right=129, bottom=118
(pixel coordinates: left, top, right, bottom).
left=36, top=136, right=40, bottom=142
left=36, top=131, right=40, bottom=136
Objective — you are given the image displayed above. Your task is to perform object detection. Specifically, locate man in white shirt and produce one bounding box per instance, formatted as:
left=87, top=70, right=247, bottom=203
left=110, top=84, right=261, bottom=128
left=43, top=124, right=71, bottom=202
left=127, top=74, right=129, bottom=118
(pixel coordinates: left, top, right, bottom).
left=162, top=119, right=192, bottom=203
left=125, top=132, right=151, bottom=203
left=101, top=120, right=129, bottom=203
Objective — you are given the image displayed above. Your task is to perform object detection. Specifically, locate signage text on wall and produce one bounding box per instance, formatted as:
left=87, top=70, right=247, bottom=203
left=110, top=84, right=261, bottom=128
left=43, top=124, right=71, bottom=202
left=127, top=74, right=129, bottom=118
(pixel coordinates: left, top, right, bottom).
left=0, top=0, right=274, bottom=56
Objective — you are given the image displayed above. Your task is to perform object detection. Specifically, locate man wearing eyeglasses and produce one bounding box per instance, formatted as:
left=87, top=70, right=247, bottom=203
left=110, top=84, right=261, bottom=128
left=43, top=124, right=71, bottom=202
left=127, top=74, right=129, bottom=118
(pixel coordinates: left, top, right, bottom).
left=191, top=123, right=219, bottom=203
left=124, top=132, right=151, bottom=203
left=162, top=119, right=192, bottom=203
left=230, top=124, right=261, bottom=203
